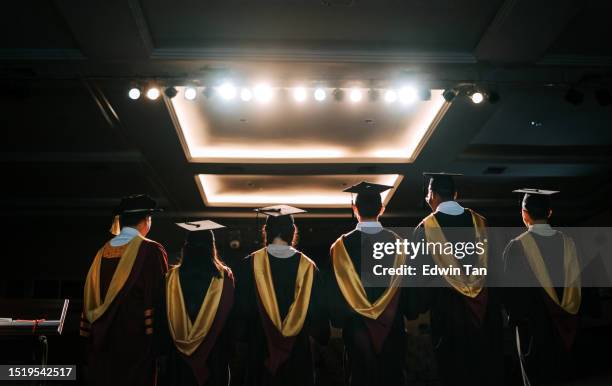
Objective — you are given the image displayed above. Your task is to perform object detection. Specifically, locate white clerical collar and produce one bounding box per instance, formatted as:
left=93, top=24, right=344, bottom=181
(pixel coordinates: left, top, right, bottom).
left=435, top=200, right=465, bottom=216
left=110, top=227, right=140, bottom=247
left=267, top=244, right=299, bottom=259
left=529, top=223, right=557, bottom=237
left=356, top=221, right=383, bottom=234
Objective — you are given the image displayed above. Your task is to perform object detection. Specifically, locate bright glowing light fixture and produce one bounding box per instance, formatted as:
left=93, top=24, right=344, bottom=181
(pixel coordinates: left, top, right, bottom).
left=146, top=87, right=160, bottom=100
left=349, top=88, right=362, bottom=102
left=254, top=84, right=273, bottom=102
left=314, top=88, right=326, bottom=101
left=399, top=86, right=417, bottom=104
left=184, top=87, right=198, bottom=101
left=240, top=88, right=253, bottom=101
left=169, top=87, right=448, bottom=163
left=196, top=174, right=402, bottom=208
left=128, top=87, right=141, bottom=100
left=384, top=89, right=397, bottom=103
left=471, top=92, right=484, bottom=104
left=293, top=87, right=307, bottom=102
left=218, top=83, right=237, bottom=100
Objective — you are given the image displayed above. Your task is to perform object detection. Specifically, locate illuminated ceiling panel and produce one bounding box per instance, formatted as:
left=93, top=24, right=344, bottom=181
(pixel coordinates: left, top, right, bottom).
left=169, top=88, right=448, bottom=163
left=196, top=174, right=402, bottom=208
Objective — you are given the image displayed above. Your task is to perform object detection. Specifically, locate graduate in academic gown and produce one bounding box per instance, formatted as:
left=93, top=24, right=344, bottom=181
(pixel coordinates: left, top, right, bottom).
left=158, top=220, right=234, bottom=386
left=412, top=173, right=504, bottom=386
left=326, top=181, right=410, bottom=386
left=80, top=194, right=169, bottom=386
left=503, top=189, right=584, bottom=385
left=234, top=205, right=329, bottom=386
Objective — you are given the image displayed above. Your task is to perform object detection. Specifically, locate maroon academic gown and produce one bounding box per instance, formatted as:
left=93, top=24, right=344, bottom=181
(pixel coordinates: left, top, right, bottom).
left=326, top=229, right=409, bottom=386
left=80, top=239, right=168, bottom=386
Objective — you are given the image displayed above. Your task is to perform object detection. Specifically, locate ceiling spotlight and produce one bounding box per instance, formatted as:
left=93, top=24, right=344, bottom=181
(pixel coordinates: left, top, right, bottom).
left=293, top=87, right=307, bottom=102
left=384, top=89, right=397, bottom=103
left=314, top=88, right=327, bottom=101
left=333, top=88, right=344, bottom=101
left=442, top=89, right=457, bottom=102
left=418, top=88, right=431, bottom=101
left=164, top=86, right=178, bottom=99
left=595, top=89, right=611, bottom=106
left=254, top=84, right=273, bottom=102
left=146, top=87, right=160, bottom=100
left=470, top=91, right=484, bottom=104
left=184, top=86, right=197, bottom=101
left=218, top=82, right=237, bottom=100
left=399, top=86, right=417, bottom=104
left=487, top=91, right=500, bottom=104
left=240, top=88, right=253, bottom=102
left=128, top=87, right=141, bottom=100
left=349, top=88, right=362, bottom=102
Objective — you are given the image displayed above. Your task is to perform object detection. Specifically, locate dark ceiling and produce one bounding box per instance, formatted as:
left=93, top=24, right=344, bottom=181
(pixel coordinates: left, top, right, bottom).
left=1, top=0, right=611, bottom=242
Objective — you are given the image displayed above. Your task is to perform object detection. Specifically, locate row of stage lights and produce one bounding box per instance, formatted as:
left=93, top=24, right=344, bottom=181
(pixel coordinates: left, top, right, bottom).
left=127, top=83, right=499, bottom=105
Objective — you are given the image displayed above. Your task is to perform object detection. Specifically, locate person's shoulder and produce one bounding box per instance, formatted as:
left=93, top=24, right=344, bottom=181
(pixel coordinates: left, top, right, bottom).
left=413, top=219, right=426, bottom=235
left=141, top=238, right=167, bottom=255
left=239, top=251, right=257, bottom=268
left=465, top=208, right=486, bottom=221
left=380, top=228, right=399, bottom=238
left=242, top=247, right=264, bottom=262
left=343, top=229, right=359, bottom=240
left=298, top=250, right=319, bottom=270
left=503, top=236, right=525, bottom=257
left=330, top=231, right=351, bottom=250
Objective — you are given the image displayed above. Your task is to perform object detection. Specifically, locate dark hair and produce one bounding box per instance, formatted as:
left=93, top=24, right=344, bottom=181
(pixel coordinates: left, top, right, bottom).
left=355, top=192, right=382, bottom=218
left=119, top=212, right=149, bottom=228
left=524, top=202, right=549, bottom=221
left=429, top=177, right=456, bottom=201
left=180, top=230, right=228, bottom=276
left=433, top=189, right=455, bottom=202
left=262, top=216, right=298, bottom=246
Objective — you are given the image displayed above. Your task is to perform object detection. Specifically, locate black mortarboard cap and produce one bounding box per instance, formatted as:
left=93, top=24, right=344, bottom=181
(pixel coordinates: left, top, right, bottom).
left=176, top=220, right=225, bottom=231
left=176, top=220, right=225, bottom=247
left=110, top=194, right=162, bottom=235
left=513, top=188, right=559, bottom=214
left=342, top=181, right=394, bottom=195
left=343, top=181, right=393, bottom=218
left=115, top=194, right=163, bottom=215
left=254, top=205, right=306, bottom=245
left=254, top=205, right=306, bottom=218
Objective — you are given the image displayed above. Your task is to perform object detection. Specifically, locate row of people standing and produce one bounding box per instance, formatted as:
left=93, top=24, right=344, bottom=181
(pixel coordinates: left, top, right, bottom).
left=80, top=173, right=592, bottom=386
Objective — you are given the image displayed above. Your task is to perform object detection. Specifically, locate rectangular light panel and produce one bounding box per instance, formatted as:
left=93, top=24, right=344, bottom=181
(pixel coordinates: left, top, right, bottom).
left=196, top=174, right=403, bottom=207
left=169, top=88, right=448, bottom=163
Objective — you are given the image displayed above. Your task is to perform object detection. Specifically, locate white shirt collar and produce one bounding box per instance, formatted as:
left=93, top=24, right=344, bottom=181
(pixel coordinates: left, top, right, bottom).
left=110, top=227, right=140, bottom=247
left=356, top=221, right=383, bottom=234
left=435, top=201, right=465, bottom=216
left=528, top=223, right=557, bottom=237
left=266, top=244, right=299, bottom=259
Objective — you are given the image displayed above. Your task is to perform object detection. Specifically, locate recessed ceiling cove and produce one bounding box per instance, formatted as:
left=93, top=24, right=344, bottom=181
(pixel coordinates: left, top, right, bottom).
left=168, top=87, right=448, bottom=163
left=196, top=174, right=402, bottom=208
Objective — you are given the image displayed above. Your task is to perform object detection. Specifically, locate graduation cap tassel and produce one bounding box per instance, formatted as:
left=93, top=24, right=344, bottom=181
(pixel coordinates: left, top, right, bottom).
left=110, top=215, right=121, bottom=236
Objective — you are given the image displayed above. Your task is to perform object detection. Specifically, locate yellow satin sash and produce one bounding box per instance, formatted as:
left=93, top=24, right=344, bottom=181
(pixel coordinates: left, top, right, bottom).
left=165, top=266, right=225, bottom=356
left=330, top=234, right=405, bottom=320
left=422, top=209, right=488, bottom=298
left=517, top=231, right=581, bottom=315
left=83, top=235, right=144, bottom=323
left=253, top=248, right=315, bottom=337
